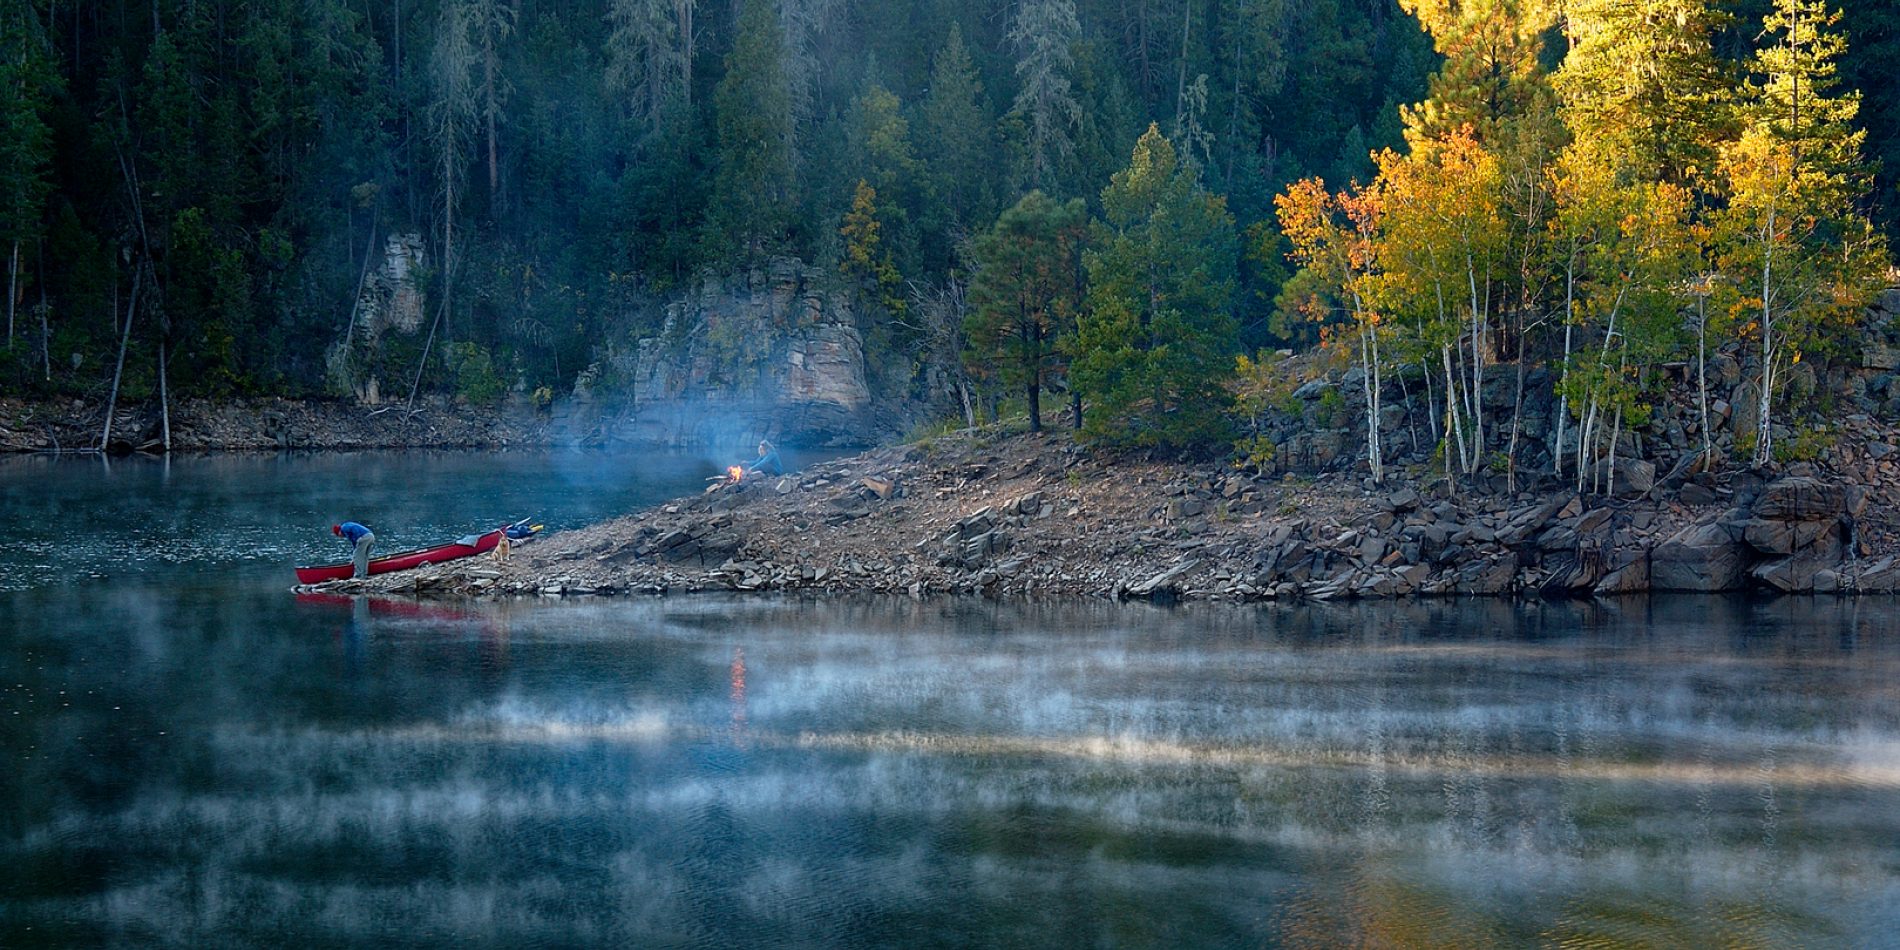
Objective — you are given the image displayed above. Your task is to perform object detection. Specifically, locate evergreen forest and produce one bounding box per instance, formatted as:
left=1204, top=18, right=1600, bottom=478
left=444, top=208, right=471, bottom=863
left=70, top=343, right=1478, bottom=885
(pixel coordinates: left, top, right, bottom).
left=2, top=0, right=1897, bottom=466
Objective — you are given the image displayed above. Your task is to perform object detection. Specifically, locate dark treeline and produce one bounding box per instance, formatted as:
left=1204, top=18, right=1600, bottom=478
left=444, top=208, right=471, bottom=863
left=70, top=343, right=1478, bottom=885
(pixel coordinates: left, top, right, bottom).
left=0, top=0, right=1435, bottom=404
left=0, top=0, right=1895, bottom=440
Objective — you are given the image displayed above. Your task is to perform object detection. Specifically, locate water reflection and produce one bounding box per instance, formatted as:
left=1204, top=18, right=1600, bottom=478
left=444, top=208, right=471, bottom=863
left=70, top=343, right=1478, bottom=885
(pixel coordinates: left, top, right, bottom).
left=0, top=449, right=760, bottom=592
left=6, top=588, right=1900, bottom=946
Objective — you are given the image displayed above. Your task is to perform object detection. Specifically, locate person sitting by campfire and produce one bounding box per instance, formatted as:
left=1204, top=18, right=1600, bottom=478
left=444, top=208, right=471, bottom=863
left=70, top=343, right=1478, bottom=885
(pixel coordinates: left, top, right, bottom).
left=743, top=439, right=783, bottom=477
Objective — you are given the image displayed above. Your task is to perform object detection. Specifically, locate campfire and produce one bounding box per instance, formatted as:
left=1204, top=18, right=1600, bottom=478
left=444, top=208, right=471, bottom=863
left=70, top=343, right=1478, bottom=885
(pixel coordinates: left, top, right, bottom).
left=709, top=464, right=748, bottom=492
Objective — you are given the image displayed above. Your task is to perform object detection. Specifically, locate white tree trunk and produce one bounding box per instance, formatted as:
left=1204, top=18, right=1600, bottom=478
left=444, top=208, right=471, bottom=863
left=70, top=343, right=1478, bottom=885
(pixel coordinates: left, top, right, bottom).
left=1754, top=209, right=1778, bottom=468
left=1360, top=320, right=1383, bottom=485
left=1696, top=293, right=1712, bottom=470
left=1467, top=255, right=1485, bottom=469
left=102, top=267, right=143, bottom=451
left=1605, top=407, right=1622, bottom=496
left=158, top=339, right=171, bottom=452
left=1553, top=256, right=1577, bottom=478
left=1443, top=345, right=1467, bottom=477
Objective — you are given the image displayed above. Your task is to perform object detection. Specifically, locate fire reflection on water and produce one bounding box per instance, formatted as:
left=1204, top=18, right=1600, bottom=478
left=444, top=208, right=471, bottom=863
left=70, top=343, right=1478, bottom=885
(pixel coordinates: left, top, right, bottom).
left=730, top=646, right=748, bottom=741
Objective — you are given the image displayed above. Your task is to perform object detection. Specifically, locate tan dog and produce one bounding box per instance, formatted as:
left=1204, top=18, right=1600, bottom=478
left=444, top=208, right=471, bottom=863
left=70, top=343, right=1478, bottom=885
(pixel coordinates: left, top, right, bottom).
left=494, top=532, right=512, bottom=563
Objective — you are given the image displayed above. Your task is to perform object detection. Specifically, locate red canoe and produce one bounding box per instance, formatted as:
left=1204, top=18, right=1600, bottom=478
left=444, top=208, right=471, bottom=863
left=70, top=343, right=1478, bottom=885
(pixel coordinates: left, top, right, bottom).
left=295, top=528, right=505, bottom=584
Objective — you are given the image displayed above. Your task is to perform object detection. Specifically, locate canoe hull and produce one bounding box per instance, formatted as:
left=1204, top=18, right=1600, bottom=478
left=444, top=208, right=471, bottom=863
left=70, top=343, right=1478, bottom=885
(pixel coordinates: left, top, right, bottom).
left=295, top=529, right=503, bottom=584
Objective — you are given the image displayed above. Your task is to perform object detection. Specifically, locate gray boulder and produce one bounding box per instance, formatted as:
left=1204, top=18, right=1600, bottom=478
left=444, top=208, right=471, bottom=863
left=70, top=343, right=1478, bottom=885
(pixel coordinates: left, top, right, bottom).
left=1741, top=518, right=1836, bottom=556
left=1594, top=556, right=1651, bottom=594
left=1750, top=536, right=1843, bottom=593
left=1650, top=521, right=1750, bottom=591
left=1751, top=477, right=1845, bottom=520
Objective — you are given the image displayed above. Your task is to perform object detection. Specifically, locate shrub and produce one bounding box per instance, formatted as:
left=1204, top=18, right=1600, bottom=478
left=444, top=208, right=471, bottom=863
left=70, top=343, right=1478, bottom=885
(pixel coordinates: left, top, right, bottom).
left=446, top=341, right=506, bottom=407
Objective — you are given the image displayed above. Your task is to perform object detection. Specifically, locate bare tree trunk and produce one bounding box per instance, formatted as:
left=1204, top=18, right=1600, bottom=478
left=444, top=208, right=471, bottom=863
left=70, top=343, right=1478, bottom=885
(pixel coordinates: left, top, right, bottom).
left=1466, top=253, right=1485, bottom=470
left=102, top=266, right=143, bottom=451
left=1605, top=406, right=1623, bottom=497
left=1359, top=318, right=1383, bottom=485
left=1754, top=211, right=1777, bottom=468
left=1553, top=258, right=1575, bottom=478
left=1577, top=396, right=1597, bottom=495
left=408, top=293, right=448, bottom=411
left=1443, top=345, right=1467, bottom=477
left=1507, top=315, right=1528, bottom=493
left=1134, top=0, right=1153, bottom=101
left=1696, top=291, right=1712, bottom=471
left=677, top=0, right=694, bottom=111
left=39, top=242, right=51, bottom=379
left=484, top=41, right=499, bottom=212
left=344, top=214, right=379, bottom=351
left=7, top=239, right=17, bottom=347
left=1173, top=0, right=1190, bottom=130
left=158, top=338, right=171, bottom=452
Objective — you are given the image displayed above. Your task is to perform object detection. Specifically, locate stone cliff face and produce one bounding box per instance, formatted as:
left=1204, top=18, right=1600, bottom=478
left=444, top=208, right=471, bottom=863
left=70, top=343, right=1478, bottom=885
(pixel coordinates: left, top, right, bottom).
left=597, top=258, right=891, bottom=448
left=327, top=233, right=427, bottom=405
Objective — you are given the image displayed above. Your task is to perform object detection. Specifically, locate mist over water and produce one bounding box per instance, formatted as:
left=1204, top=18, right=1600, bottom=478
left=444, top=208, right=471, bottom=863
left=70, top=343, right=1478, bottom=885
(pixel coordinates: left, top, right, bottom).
left=5, top=454, right=1900, bottom=946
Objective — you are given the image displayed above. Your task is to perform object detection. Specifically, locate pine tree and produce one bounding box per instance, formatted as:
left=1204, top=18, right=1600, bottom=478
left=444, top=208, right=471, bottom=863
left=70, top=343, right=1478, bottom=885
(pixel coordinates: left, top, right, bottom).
left=707, top=0, right=795, bottom=260
left=0, top=1, right=55, bottom=351
left=607, top=0, right=690, bottom=136
left=471, top=0, right=517, bottom=213
left=1552, top=0, right=1733, bottom=184
left=839, top=179, right=904, bottom=317
left=429, top=0, right=479, bottom=309
left=1398, top=0, right=1555, bottom=146
left=915, top=24, right=996, bottom=260
left=845, top=83, right=917, bottom=221
left=778, top=0, right=844, bottom=170
left=1751, top=0, right=1864, bottom=207
left=964, top=190, right=1088, bottom=433
left=1008, top=0, right=1081, bottom=193
left=1075, top=125, right=1239, bottom=451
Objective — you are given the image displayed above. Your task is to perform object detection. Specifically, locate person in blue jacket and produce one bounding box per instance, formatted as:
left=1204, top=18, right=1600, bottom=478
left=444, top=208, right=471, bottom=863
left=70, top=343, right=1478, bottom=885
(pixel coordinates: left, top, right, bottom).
left=333, top=521, right=376, bottom=578
left=744, top=440, right=783, bottom=476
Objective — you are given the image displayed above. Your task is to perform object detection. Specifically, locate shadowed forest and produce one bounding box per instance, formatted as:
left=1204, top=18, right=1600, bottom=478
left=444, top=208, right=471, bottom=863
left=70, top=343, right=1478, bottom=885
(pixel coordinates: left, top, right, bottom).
left=2, top=0, right=1896, bottom=465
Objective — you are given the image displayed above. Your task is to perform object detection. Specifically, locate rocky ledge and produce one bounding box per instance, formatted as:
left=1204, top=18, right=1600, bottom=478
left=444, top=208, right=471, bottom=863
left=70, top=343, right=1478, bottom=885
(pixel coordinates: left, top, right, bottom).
left=306, top=424, right=1900, bottom=604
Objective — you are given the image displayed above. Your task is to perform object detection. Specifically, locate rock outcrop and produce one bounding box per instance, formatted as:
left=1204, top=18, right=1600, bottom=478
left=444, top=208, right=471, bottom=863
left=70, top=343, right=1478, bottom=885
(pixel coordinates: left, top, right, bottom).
left=596, top=259, right=887, bottom=448
left=1742, top=477, right=1853, bottom=592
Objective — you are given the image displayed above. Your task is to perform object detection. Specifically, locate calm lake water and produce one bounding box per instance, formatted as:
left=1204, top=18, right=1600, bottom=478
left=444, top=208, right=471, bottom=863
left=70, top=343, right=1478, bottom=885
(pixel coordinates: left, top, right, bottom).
left=5, top=452, right=1900, bottom=947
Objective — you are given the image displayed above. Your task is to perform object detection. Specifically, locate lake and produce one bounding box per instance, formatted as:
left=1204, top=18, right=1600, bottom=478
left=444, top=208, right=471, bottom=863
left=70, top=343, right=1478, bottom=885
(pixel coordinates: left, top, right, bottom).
left=4, top=451, right=1899, bottom=947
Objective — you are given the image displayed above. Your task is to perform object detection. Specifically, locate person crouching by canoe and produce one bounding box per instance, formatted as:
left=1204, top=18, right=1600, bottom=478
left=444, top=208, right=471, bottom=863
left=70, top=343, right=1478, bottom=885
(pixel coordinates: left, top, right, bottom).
left=333, top=521, right=376, bottom=578
left=744, top=440, right=783, bottom=477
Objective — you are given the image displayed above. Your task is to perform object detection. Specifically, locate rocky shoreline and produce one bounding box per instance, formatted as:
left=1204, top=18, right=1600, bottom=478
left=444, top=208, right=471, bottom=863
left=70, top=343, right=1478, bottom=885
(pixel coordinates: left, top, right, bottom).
left=303, top=423, right=1900, bottom=604
left=0, top=396, right=556, bottom=453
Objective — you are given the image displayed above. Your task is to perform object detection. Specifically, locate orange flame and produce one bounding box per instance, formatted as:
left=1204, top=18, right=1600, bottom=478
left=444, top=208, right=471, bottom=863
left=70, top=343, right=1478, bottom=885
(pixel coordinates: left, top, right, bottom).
left=727, top=465, right=745, bottom=483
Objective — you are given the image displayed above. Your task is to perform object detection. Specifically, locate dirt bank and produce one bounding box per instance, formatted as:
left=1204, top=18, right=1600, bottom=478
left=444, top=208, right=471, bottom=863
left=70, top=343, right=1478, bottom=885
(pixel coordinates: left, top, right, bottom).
left=305, top=420, right=1900, bottom=603
left=0, top=397, right=554, bottom=453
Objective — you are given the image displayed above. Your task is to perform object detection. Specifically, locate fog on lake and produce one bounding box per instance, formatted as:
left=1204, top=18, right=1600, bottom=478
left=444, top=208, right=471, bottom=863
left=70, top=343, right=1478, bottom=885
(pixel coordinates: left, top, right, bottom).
left=4, top=453, right=1898, bottom=947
